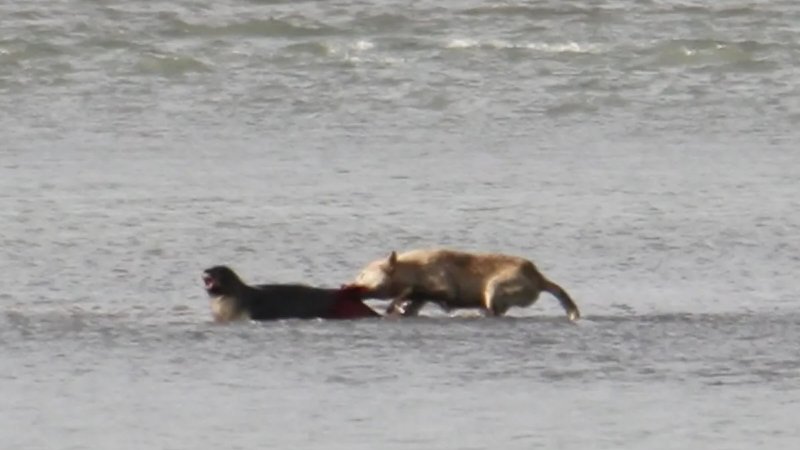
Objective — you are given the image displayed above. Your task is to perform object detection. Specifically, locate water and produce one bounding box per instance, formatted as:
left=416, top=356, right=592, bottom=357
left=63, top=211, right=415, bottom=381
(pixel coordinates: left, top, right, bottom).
left=2, top=0, right=799, bottom=448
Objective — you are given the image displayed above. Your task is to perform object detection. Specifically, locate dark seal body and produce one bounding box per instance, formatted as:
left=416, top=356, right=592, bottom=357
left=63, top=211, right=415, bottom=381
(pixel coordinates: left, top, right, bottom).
left=202, top=266, right=379, bottom=322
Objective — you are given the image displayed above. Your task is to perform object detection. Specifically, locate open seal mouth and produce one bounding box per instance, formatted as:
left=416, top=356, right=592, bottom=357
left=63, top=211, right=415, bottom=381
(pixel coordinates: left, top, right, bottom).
left=202, top=273, right=217, bottom=291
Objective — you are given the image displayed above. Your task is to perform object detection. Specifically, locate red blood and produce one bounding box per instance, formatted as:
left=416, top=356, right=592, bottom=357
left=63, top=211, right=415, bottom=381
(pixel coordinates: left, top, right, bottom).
left=327, top=285, right=379, bottom=319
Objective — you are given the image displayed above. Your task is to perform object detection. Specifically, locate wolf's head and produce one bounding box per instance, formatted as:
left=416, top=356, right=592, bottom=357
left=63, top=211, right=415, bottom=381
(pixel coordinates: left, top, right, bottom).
left=349, top=251, right=401, bottom=299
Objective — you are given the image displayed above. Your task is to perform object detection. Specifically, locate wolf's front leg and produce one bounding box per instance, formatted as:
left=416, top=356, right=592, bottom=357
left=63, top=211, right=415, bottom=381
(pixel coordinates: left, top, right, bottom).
left=384, top=288, right=414, bottom=316
left=385, top=298, right=408, bottom=315
left=399, top=299, right=426, bottom=316
left=386, top=299, right=426, bottom=317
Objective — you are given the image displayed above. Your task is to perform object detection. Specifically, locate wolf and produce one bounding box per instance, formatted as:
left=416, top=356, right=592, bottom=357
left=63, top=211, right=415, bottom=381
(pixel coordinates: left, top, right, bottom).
left=349, top=249, right=580, bottom=321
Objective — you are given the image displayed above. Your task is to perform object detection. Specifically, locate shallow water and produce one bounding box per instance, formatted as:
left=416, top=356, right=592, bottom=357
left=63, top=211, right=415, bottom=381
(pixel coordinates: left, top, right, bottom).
left=2, top=0, right=800, bottom=448
left=3, top=311, right=799, bottom=449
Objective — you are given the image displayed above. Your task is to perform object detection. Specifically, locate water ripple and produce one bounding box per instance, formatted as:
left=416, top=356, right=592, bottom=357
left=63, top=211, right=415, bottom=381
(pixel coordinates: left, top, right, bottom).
left=161, top=16, right=343, bottom=38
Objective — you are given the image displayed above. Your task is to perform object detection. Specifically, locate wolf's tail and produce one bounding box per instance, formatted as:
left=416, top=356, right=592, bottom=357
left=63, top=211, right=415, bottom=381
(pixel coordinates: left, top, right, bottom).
left=543, top=279, right=581, bottom=321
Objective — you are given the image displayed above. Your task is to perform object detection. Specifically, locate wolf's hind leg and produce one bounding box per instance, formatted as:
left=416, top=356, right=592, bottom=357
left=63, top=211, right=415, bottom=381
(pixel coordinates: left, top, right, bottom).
left=483, top=276, right=539, bottom=317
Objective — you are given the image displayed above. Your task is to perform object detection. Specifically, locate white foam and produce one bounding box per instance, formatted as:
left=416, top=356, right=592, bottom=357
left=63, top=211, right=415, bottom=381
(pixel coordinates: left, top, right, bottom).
left=525, top=42, right=597, bottom=53
left=446, top=38, right=480, bottom=49
left=352, top=40, right=375, bottom=51
left=446, top=38, right=599, bottom=53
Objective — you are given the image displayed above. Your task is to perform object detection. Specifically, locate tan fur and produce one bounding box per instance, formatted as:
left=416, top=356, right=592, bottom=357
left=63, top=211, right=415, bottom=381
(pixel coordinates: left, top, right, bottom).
left=352, top=248, right=580, bottom=321
left=210, top=295, right=250, bottom=323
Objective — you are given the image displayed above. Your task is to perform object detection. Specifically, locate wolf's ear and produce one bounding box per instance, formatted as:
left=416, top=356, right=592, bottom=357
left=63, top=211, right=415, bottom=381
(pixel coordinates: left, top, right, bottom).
left=387, top=250, right=398, bottom=267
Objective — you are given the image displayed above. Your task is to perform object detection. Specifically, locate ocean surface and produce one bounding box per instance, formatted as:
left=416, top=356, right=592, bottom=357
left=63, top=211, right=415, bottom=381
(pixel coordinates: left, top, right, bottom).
left=2, top=0, right=799, bottom=448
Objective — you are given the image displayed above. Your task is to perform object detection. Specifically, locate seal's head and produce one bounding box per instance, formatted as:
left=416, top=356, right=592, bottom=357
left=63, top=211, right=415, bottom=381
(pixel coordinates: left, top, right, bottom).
left=201, top=266, right=242, bottom=296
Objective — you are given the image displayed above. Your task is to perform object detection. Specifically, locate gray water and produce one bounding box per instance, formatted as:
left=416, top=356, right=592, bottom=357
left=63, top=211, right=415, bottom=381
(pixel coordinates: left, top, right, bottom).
left=2, top=0, right=799, bottom=448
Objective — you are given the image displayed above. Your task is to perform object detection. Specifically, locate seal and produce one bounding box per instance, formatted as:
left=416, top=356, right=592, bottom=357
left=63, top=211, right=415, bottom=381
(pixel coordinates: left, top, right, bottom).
left=201, top=265, right=379, bottom=322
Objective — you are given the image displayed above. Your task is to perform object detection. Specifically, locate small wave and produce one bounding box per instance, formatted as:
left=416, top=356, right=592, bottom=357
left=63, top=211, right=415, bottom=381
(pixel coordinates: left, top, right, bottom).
left=586, top=311, right=800, bottom=327
left=641, top=39, right=764, bottom=67
left=279, top=39, right=394, bottom=67
left=446, top=38, right=479, bottom=49
left=288, top=39, right=374, bottom=54
left=523, top=42, right=599, bottom=53
left=352, top=40, right=374, bottom=51
left=282, top=41, right=332, bottom=56
left=163, top=17, right=342, bottom=38
left=665, top=4, right=764, bottom=18
left=0, top=40, right=69, bottom=62
left=135, top=53, right=212, bottom=76
left=80, top=36, right=144, bottom=51
left=244, top=0, right=298, bottom=3
left=1, top=308, right=212, bottom=346
left=348, top=12, right=413, bottom=33
left=0, top=48, right=19, bottom=67
left=462, top=4, right=615, bottom=19
left=545, top=98, right=600, bottom=117
left=446, top=38, right=600, bottom=53
left=713, top=6, right=762, bottom=18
